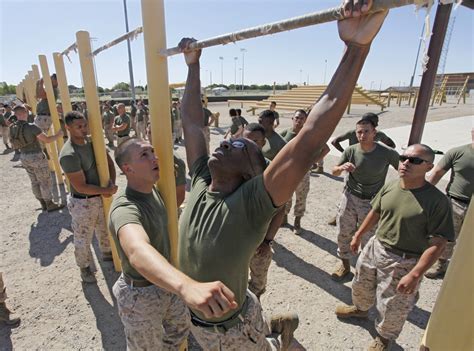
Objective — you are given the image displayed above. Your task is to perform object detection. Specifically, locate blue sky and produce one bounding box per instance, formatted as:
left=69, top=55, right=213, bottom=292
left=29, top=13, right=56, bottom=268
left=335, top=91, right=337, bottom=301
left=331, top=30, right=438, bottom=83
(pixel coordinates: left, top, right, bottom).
left=1, top=0, right=473, bottom=90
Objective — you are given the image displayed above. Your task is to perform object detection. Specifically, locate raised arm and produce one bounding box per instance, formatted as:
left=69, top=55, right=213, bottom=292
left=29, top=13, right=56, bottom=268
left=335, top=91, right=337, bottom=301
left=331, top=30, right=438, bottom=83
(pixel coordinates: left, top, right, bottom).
left=427, top=165, right=447, bottom=186
left=179, top=38, right=208, bottom=169
left=331, top=135, right=347, bottom=153
left=264, top=1, right=388, bottom=206
left=36, top=79, right=47, bottom=100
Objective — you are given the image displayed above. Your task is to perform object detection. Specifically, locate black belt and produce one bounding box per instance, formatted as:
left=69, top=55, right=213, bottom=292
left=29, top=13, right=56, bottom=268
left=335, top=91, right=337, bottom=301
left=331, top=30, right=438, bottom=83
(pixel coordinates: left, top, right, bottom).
left=190, top=296, right=250, bottom=334
left=71, top=194, right=101, bottom=199
left=382, top=245, right=420, bottom=260
left=345, top=186, right=374, bottom=200
left=449, top=195, right=470, bottom=206
left=118, top=134, right=130, bottom=138
left=123, top=274, right=153, bottom=288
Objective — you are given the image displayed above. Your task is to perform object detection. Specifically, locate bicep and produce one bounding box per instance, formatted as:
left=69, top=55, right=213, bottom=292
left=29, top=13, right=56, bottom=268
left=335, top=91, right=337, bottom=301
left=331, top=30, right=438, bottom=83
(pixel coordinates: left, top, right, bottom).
left=66, top=171, right=88, bottom=190
left=117, top=223, right=151, bottom=259
left=183, top=124, right=208, bottom=170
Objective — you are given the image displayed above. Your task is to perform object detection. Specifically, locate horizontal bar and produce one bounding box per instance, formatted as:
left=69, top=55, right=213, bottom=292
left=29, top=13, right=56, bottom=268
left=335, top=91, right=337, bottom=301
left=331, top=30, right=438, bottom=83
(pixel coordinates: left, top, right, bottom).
left=61, top=42, right=77, bottom=56
left=161, top=0, right=427, bottom=57
left=92, top=26, right=143, bottom=56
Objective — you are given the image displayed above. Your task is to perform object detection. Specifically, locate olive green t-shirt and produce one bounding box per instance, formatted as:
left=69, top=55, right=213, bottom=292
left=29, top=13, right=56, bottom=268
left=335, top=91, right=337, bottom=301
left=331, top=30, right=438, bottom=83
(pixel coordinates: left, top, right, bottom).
left=262, top=131, right=287, bottom=161
left=438, top=144, right=473, bottom=202
left=137, top=109, right=147, bottom=122
left=230, top=116, right=244, bottom=135
left=0, top=114, right=6, bottom=127
left=178, top=156, right=278, bottom=322
left=102, top=110, right=115, bottom=127
left=174, top=154, right=186, bottom=186
left=59, top=139, right=101, bottom=197
left=279, top=128, right=297, bottom=143
left=338, top=143, right=399, bottom=198
left=36, top=87, right=58, bottom=115
left=273, top=110, right=280, bottom=122
left=16, top=121, right=43, bottom=153
left=372, top=180, right=455, bottom=255
left=114, top=113, right=131, bottom=137
left=339, top=129, right=392, bottom=146
left=109, top=186, right=170, bottom=281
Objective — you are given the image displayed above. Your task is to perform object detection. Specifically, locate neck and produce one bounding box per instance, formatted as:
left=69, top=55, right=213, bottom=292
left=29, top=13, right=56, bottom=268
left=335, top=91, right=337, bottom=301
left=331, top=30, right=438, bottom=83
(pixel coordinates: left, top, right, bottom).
left=265, top=129, right=274, bottom=137
left=292, top=126, right=301, bottom=134
left=400, top=177, right=427, bottom=190
left=71, top=136, right=86, bottom=145
left=127, top=178, right=155, bottom=194
left=208, top=170, right=243, bottom=196
left=359, top=141, right=376, bottom=152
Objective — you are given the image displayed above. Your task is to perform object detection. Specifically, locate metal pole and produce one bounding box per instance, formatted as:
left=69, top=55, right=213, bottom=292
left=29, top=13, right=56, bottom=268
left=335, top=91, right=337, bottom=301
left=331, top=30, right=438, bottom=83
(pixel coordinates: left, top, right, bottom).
left=140, top=0, right=179, bottom=267
left=123, top=0, right=136, bottom=102
left=219, top=56, right=224, bottom=84
left=241, top=48, right=246, bottom=91
left=76, top=30, right=122, bottom=271
left=161, top=0, right=421, bottom=56
left=234, top=57, right=238, bottom=87
left=323, top=59, right=327, bottom=84
left=409, top=23, right=425, bottom=87
left=408, top=3, right=452, bottom=145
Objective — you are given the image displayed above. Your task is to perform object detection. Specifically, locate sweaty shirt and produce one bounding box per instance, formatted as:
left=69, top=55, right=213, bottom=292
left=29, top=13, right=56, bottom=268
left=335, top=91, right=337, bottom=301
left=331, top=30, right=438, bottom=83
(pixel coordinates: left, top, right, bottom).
left=372, top=180, right=455, bottom=255
left=279, top=128, right=297, bottom=143
left=178, top=156, right=278, bottom=322
left=438, top=144, right=473, bottom=202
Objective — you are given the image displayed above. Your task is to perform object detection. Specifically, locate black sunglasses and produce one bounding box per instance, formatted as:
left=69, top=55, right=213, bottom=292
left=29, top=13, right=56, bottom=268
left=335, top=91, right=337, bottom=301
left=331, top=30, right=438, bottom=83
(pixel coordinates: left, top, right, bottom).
left=399, top=155, right=429, bottom=165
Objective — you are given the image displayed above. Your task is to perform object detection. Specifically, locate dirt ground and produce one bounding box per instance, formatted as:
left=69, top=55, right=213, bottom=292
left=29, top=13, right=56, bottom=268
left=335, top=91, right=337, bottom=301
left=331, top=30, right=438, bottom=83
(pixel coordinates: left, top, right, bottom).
left=0, top=98, right=472, bottom=350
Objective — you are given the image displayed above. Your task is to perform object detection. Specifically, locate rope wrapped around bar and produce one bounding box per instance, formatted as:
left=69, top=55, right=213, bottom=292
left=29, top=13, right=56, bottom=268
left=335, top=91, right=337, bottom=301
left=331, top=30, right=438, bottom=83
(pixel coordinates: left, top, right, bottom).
left=92, top=26, right=143, bottom=56
left=61, top=42, right=78, bottom=62
left=161, top=0, right=430, bottom=57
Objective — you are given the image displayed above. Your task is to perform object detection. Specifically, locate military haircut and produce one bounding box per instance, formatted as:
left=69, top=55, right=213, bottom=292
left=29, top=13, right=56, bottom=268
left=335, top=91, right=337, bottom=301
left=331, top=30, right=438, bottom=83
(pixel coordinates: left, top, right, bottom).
left=417, top=144, right=435, bottom=163
left=294, top=109, right=307, bottom=118
left=114, top=137, right=141, bottom=170
left=356, top=118, right=376, bottom=129
left=259, top=109, right=276, bottom=122
left=270, top=101, right=277, bottom=106
left=229, top=108, right=237, bottom=117
left=65, top=111, right=86, bottom=125
left=361, top=112, right=379, bottom=126
left=236, top=108, right=242, bottom=116
left=245, top=123, right=265, bottom=137
left=12, top=105, right=27, bottom=113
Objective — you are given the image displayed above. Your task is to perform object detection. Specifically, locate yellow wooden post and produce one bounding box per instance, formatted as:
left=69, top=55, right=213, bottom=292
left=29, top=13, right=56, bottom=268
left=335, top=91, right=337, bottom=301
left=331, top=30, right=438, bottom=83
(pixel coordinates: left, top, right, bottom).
left=39, top=55, right=64, bottom=185
left=53, top=53, right=73, bottom=116
left=141, top=0, right=179, bottom=266
left=15, top=85, right=21, bottom=100
left=26, top=71, right=38, bottom=114
left=387, top=91, right=391, bottom=107
left=420, top=201, right=473, bottom=350
left=76, top=30, right=121, bottom=272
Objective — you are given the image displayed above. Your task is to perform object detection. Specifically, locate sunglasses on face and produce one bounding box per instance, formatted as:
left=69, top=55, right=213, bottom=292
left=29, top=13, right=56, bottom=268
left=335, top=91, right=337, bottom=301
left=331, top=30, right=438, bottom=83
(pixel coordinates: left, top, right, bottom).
left=399, top=155, right=428, bottom=165
left=230, top=140, right=246, bottom=149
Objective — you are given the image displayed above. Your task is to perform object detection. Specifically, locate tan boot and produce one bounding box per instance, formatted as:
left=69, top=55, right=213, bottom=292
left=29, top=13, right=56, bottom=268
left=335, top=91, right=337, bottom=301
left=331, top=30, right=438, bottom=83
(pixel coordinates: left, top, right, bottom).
left=0, top=302, right=21, bottom=327
left=335, top=304, right=368, bottom=319
left=328, top=216, right=337, bottom=226
left=270, top=313, right=299, bottom=351
left=331, top=259, right=350, bottom=281
left=46, top=200, right=65, bottom=212
left=367, top=335, right=392, bottom=351
left=294, top=216, right=302, bottom=235
left=80, top=267, right=97, bottom=283
left=425, top=259, right=448, bottom=279
left=314, top=165, right=324, bottom=174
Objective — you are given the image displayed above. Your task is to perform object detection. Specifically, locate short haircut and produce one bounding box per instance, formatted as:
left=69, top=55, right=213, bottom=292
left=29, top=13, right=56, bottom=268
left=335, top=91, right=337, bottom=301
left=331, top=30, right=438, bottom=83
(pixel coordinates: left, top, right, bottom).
left=115, top=137, right=141, bottom=169
left=51, top=73, right=57, bottom=80
left=259, top=109, right=276, bottom=122
left=270, top=101, right=277, bottom=106
left=245, top=123, right=265, bottom=136
left=356, top=118, right=376, bottom=129
left=361, top=112, right=379, bottom=126
left=417, top=144, right=435, bottom=163
left=117, top=103, right=125, bottom=108
left=65, top=111, right=86, bottom=125
left=229, top=108, right=237, bottom=117
left=294, top=109, right=307, bottom=118
left=236, top=108, right=242, bottom=115
left=13, top=105, right=26, bottom=113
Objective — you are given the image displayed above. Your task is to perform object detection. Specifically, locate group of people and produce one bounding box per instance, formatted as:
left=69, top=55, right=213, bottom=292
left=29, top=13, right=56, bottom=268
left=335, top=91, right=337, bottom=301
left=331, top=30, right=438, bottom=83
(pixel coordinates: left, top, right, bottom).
left=1, top=3, right=472, bottom=351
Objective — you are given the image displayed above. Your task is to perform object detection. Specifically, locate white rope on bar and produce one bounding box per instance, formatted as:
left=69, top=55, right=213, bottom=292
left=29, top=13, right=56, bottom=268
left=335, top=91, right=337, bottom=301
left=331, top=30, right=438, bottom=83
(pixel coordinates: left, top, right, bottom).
left=92, top=26, right=143, bottom=56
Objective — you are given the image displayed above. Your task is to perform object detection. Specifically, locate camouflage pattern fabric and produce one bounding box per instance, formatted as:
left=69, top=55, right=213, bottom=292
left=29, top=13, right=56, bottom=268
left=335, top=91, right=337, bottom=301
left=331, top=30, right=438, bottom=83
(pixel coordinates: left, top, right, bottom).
left=20, top=152, right=53, bottom=202
left=440, top=197, right=468, bottom=260
left=285, top=172, right=310, bottom=217
left=248, top=246, right=273, bottom=298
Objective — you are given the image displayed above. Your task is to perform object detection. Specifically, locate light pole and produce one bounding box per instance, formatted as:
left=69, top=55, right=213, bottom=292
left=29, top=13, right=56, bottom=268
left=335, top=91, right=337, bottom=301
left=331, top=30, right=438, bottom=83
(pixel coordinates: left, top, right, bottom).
left=234, top=57, right=238, bottom=88
left=410, top=22, right=426, bottom=87
left=323, top=59, right=328, bottom=84
left=370, top=81, right=375, bottom=90
left=240, top=48, right=247, bottom=91
left=219, top=56, right=224, bottom=85
left=299, top=69, right=303, bottom=85
left=122, top=0, right=135, bottom=101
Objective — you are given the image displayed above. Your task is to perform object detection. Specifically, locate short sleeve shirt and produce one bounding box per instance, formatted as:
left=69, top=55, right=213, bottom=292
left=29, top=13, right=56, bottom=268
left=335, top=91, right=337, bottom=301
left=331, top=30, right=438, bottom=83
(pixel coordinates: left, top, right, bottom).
left=137, top=109, right=147, bottom=122
left=174, top=154, right=186, bottom=186
left=59, top=139, right=101, bottom=197
left=114, top=113, right=131, bottom=137
left=371, top=180, right=455, bottom=255
left=203, top=108, right=212, bottom=127
left=437, top=144, right=473, bottom=202
left=102, top=110, right=115, bottom=127
left=36, top=87, right=58, bottom=115
left=338, top=143, right=399, bottom=198
left=178, top=156, right=278, bottom=322
left=262, top=131, right=287, bottom=161
left=339, top=129, right=393, bottom=146
left=279, top=128, right=297, bottom=143
left=109, top=186, right=170, bottom=281
left=17, top=121, right=42, bottom=153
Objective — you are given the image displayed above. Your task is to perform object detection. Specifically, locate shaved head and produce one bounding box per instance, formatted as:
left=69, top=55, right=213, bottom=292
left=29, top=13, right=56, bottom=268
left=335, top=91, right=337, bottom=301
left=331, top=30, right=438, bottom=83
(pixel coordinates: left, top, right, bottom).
left=405, top=144, right=435, bottom=163
left=115, top=137, right=141, bottom=170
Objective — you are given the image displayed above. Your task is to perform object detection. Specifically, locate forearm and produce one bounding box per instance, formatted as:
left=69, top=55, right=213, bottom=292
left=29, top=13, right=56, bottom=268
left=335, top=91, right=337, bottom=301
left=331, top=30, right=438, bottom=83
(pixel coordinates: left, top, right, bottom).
left=182, top=63, right=204, bottom=129
left=73, top=183, right=112, bottom=195
left=332, top=165, right=343, bottom=177
left=409, top=241, right=447, bottom=278
left=354, top=210, right=380, bottom=240
left=107, top=155, right=116, bottom=184
left=332, top=140, right=344, bottom=153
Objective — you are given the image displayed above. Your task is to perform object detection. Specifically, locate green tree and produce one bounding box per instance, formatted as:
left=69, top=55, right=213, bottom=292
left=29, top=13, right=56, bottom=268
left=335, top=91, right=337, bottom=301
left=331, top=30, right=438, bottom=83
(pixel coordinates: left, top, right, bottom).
left=111, top=82, right=130, bottom=91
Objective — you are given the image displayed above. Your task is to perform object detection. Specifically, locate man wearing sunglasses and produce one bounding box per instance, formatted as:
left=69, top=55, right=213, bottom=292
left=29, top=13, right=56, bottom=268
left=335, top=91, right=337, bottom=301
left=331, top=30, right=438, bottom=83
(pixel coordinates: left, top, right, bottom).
left=425, top=139, right=473, bottom=278
left=331, top=118, right=399, bottom=280
left=178, top=1, right=388, bottom=349
left=336, top=144, right=454, bottom=350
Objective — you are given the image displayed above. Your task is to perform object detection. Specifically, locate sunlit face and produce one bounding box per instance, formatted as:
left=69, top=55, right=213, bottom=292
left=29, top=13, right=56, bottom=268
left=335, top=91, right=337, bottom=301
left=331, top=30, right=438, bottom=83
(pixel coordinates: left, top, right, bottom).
left=292, top=111, right=307, bottom=132
left=269, top=103, right=276, bottom=111
left=398, top=145, right=433, bottom=180
left=66, top=118, right=88, bottom=139
left=355, top=123, right=376, bottom=143
left=117, top=105, right=126, bottom=115
left=258, top=116, right=274, bottom=132
left=123, top=141, right=160, bottom=183
left=243, top=130, right=266, bottom=149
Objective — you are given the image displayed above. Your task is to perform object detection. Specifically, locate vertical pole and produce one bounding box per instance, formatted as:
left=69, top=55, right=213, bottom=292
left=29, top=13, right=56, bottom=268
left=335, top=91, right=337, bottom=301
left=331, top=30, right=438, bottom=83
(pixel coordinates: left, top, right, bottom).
left=141, top=0, right=179, bottom=266
left=23, top=74, right=34, bottom=108
left=410, top=22, right=425, bottom=87
left=39, top=55, right=64, bottom=185
left=76, top=31, right=121, bottom=272
left=408, top=3, right=452, bottom=145
left=123, top=0, right=136, bottom=102
left=15, top=85, right=21, bottom=100
left=273, top=81, right=276, bottom=96
left=27, top=71, right=38, bottom=114
left=53, top=53, right=73, bottom=115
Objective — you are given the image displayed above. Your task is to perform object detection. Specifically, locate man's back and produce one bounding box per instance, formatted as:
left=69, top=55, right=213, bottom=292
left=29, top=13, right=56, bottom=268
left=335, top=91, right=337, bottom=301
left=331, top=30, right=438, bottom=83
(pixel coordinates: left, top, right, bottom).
left=438, top=144, right=473, bottom=202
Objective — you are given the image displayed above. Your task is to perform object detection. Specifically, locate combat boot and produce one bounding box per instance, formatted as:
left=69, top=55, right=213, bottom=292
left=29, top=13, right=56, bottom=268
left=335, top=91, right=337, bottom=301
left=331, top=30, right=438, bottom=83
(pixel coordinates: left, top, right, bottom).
left=39, top=199, right=47, bottom=211
left=424, top=259, right=448, bottom=279
left=314, top=165, right=324, bottom=174
left=335, top=304, right=368, bottom=319
left=294, top=216, right=302, bottom=235
left=270, top=313, right=299, bottom=351
left=367, top=335, right=392, bottom=351
left=46, top=200, right=65, bottom=212
left=328, top=216, right=337, bottom=226
left=331, top=258, right=350, bottom=280
left=80, top=267, right=97, bottom=283
left=0, top=302, right=21, bottom=327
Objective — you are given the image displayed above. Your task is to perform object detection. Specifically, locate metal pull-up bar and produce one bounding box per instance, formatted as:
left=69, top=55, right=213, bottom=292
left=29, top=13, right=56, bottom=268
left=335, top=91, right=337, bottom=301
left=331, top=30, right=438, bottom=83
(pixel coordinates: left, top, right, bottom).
left=161, top=0, right=427, bottom=56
